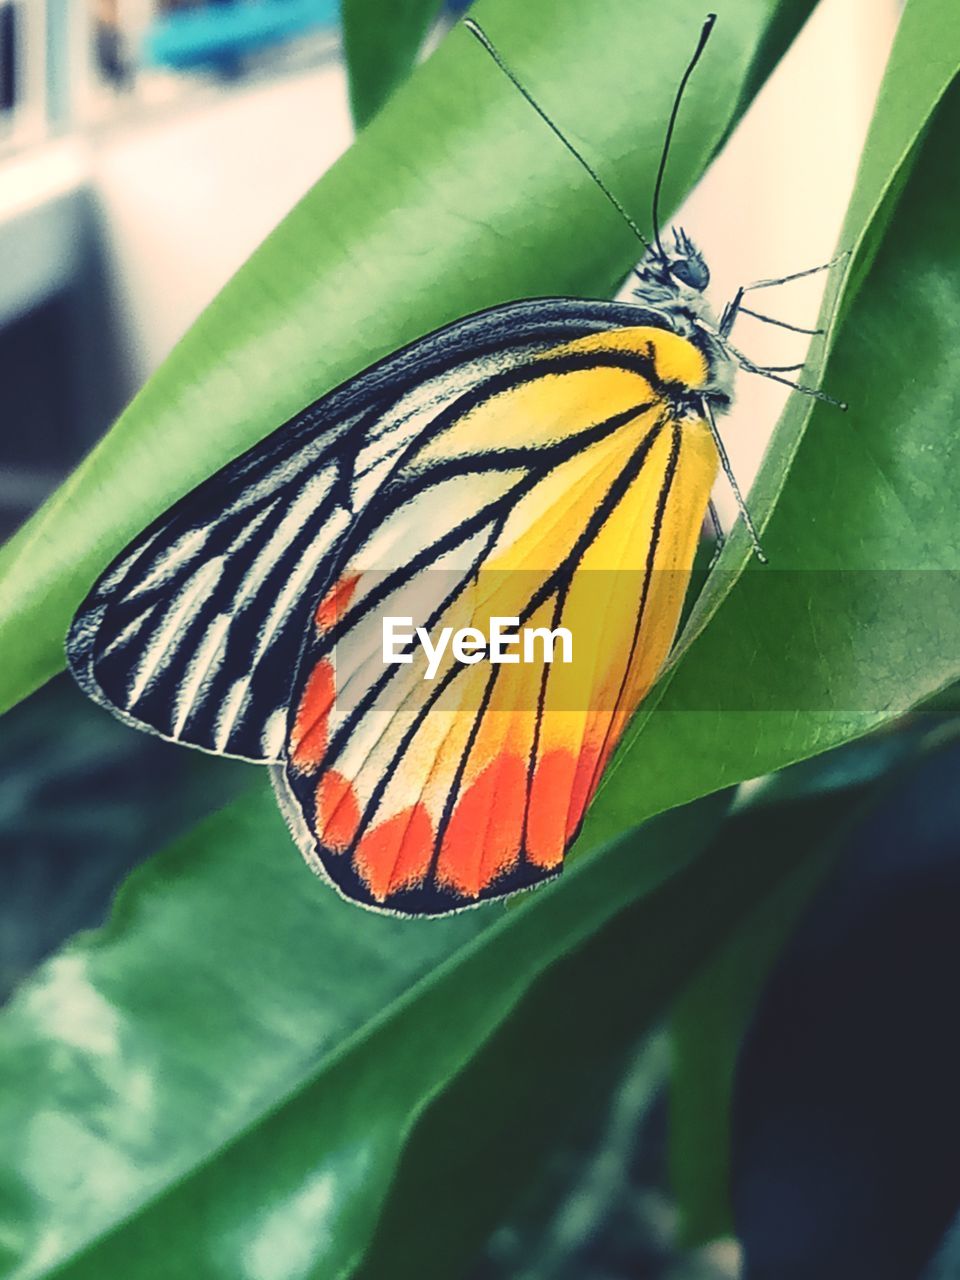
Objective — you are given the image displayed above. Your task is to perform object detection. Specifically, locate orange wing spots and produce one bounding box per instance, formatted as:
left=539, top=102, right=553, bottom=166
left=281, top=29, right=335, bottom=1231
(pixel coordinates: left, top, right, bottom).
left=436, top=753, right=527, bottom=898
left=354, top=804, right=435, bottom=902
left=526, top=750, right=578, bottom=869
left=314, top=573, right=360, bottom=634
left=315, top=769, right=360, bottom=851
left=290, top=660, right=336, bottom=771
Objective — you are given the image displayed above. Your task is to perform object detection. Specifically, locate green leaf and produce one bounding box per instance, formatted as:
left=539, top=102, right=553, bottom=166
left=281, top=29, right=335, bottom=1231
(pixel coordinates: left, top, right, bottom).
left=0, top=676, right=254, bottom=1000
left=1, top=724, right=933, bottom=1279
left=0, top=0, right=817, bottom=716
left=0, top=788, right=731, bottom=1279
left=360, top=726, right=943, bottom=1274
left=731, top=736, right=960, bottom=1278
left=670, top=722, right=960, bottom=1247
left=350, top=788, right=874, bottom=1279
left=582, top=0, right=960, bottom=849
left=342, top=0, right=445, bottom=129
left=441, top=1035, right=674, bottom=1278
left=669, top=803, right=850, bottom=1246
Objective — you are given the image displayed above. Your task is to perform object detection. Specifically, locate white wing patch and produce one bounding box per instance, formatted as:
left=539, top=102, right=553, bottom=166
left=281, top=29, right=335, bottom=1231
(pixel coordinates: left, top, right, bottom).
left=127, top=527, right=210, bottom=599
left=127, top=558, right=224, bottom=707
left=67, top=298, right=630, bottom=763
left=215, top=676, right=252, bottom=753
left=351, top=353, right=508, bottom=509
left=172, top=612, right=232, bottom=739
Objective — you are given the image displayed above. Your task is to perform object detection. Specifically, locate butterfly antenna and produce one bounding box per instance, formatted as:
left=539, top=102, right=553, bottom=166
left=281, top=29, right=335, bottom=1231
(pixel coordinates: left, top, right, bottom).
left=463, top=18, right=651, bottom=251
left=651, top=13, right=717, bottom=262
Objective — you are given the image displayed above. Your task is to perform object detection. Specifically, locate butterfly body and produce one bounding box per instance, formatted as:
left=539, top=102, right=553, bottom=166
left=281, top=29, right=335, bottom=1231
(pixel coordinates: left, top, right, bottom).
left=631, top=232, right=735, bottom=406
left=67, top=252, right=733, bottom=915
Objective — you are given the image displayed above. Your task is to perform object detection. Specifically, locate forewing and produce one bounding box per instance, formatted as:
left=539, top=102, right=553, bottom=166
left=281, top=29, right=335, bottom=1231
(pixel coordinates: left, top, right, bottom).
left=66, top=299, right=647, bottom=760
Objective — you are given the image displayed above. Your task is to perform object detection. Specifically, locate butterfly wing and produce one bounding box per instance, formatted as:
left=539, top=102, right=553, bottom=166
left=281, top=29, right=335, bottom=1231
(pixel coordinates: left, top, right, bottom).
left=66, top=299, right=649, bottom=761
left=273, top=325, right=719, bottom=914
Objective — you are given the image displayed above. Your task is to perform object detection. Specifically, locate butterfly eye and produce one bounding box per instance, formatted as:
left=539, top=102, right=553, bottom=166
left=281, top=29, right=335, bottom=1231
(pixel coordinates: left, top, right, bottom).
left=671, top=256, right=710, bottom=291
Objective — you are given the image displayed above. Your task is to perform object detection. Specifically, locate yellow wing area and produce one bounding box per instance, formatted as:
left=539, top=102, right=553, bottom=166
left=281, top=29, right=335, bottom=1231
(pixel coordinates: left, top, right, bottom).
left=283, top=325, right=719, bottom=912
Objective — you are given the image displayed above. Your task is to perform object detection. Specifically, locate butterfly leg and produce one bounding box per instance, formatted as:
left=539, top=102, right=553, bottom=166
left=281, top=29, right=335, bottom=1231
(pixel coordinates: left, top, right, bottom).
left=728, top=342, right=848, bottom=411
left=702, top=399, right=766, bottom=564
left=749, top=361, right=806, bottom=373
left=719, top=252, right=849, bottom=339
left=706, top=498, right=726, bottom=569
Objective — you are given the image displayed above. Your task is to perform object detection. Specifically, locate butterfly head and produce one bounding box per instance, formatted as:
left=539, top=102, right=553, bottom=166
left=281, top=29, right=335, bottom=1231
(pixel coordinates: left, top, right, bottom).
left=664, top=227, right=709, bottom=292
left=630, top=229, right=735, bottom=413
left=631, top=228, right=712, bottom=312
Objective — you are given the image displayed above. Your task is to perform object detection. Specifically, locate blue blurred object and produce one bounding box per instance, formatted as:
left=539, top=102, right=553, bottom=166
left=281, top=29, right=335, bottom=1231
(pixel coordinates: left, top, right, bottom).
left=143, top=0, right=341, bottom=72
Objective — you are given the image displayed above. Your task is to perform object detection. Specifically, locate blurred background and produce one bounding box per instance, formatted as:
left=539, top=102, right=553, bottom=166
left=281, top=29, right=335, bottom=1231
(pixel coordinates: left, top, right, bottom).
left=1, top=0, right=350, bottom=542
left=0, top=2, right=917, bottom=1277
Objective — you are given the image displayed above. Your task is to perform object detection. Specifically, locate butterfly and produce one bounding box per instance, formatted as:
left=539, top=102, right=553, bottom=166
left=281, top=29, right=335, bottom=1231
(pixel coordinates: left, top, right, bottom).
left=66, top=15, right=842, bottom=915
